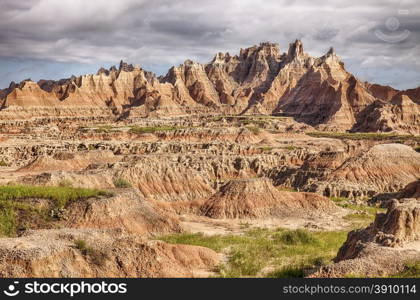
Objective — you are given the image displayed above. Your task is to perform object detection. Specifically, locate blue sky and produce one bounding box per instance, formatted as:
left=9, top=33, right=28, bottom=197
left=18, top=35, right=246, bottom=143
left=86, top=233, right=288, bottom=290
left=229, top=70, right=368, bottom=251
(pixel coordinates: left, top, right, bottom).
left=1, top=0, right=419, bottom=90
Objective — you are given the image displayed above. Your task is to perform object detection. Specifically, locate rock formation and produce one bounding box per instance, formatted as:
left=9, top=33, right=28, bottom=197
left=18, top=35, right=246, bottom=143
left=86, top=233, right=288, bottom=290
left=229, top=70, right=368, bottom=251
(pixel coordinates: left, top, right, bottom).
left=200, top=177, right=337, bottom=219
left=308, top=144, right=420, bottom=198
left=311, top=198, right=420, bottom=277
left=0, top=229, right=219, bottom=278
left=1, top=41, right=419, bottom=133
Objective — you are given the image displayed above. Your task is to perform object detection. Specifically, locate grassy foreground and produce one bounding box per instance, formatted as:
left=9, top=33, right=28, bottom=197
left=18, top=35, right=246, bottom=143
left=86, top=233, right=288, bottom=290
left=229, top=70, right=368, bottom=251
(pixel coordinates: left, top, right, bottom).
left=0, top=185, right=111, bottom=237
left=129, top=125, right=181, bottom=134
left=330, top=197, right=386, bottom=226
left=158, top=198, right=390, bottom=278
left=158, top=228, right=347, bottom=278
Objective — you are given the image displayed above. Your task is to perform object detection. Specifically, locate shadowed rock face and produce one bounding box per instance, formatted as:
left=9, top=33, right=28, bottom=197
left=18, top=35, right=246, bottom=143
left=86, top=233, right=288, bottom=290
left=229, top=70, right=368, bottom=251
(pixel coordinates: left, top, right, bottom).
left=1, top=40, right=419, bottom=133
left=368, top=179, right=420, bottom=207
left=353, top=93, right=420, bottom=134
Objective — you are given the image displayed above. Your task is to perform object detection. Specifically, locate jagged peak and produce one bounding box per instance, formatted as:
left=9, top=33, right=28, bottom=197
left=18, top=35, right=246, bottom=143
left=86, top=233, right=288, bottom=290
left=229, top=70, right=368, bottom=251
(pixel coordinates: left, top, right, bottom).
left=287, top=39, right=304, bottom=58
left=211, top=52, right=233, bottom=64
left=181, top=59, right=203, bottom=68
left=118, top=60, right=134, bottom=72
left=239, top=42, right=280, bottom=60
left=96, top=67, right=110, bottom=76
left=327, top=47, right=335, bottom=56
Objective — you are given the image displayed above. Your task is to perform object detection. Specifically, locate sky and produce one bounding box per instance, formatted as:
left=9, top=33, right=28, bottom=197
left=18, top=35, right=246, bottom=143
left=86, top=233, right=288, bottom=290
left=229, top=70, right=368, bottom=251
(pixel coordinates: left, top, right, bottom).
left=0, top=0, right=419, bottom=90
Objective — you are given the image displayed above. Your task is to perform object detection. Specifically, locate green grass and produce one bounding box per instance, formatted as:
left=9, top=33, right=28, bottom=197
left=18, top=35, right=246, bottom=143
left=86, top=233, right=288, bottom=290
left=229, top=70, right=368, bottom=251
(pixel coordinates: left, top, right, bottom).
left=240, top=119, right=267, bottom=127
left=338, top=203, right=385, bottom=215
left=283, top=145, right=297, bottom=151
left=342, top=213, right=373, bottom=221
left=113, top=178, right=132, bottom=188
left=158, top=232, right=246, bottom=252
left=0, top=185, right=111, bottom=209
left=267, top=266, right=306, bottom=278
left=391, top=262, right=420, bottom=278
left=74, top=239, right=107, bottom=266
left=414, top=146, right=420, bottom=153
left=246, top=126, right=261, bottom=135
left=58, top=180, right=73, bottom=187
left=0, top=207, right=16, bottom=237
left=276, top=229, right=317, bottom=245
left=330, top=197, right=348, bottom=203
left=158, top=228, right=347, bottom=278
left=94, top=125, right=114, bottom=133
left=0, top=160, right=8, bottom=167
left=258, top=146, right=274, bottom=152
left=307, top=131, right=420, bottom=142
left=0, top=185, right=112, bottom=237
left=128, top=126, right=180, bottom=134
left=74, top=239, right=91, bottom=255
left=331, top=197, right=386, bottom=226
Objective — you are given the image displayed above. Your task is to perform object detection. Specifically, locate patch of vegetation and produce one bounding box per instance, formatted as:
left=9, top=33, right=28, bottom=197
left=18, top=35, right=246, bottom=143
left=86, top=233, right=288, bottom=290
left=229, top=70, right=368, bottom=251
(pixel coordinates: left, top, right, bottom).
left=0, top=185, right=111, bottom=209
left=0, top=185, right=112, bottom=237
left=258, top=146, right=274, bottom=152
left=240, top=119, right=267, bottom=127
left=88, top=144, right=96, bottom=151
left=414, top=146, right=420, bottom=153
left=330, top=197, right=348, bottom=203
left=113, top=178, right=132, bottom=188
left=159, top=232, right=246, bottom=252
left=94, top=125, right=114, bottom=133
left=391, top=262, right=420, bottom=278
left=0, top=160, right=8, bottom=167
left=0, top=207, right=16, bottom=237
left=276, top=229, right=317, bottom=245
left=277, top=187, right=297, bottom=192
left=338, top=202, right=386, bottom=216
left=239, top=221, right=251, bottom=229
left=128, top=126, right=180, bottom=134
left=283, top=145, right=296, bottom=151
left=74, top=239, right=107, bottom=266
left=267, top=266, right=306, bottom=278
left=307, top=131, right=420, bottom=142
left=158, top=228, right=347, bottom=278
left=246, top=126, right=261, bottom=135
left=331, top=197, right=386, bottom=226
left=342, top=213, right=373, bottom=221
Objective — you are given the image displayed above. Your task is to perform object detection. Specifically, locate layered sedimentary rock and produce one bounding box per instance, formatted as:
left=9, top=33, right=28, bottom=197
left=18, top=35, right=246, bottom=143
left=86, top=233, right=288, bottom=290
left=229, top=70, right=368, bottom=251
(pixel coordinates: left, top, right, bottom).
left=200, top=177, right=337, bottom=219
left=64, top=190, right=182, bottom=236
left=337, top=199, right=420, bottom=259
left=1, top=41, right=419, bottom=133
left=0, top=229, right=219, bottom=278
left=308, top=144, right=420, bottom=198
left=311, top=198, right=420, bottom=277
left=369, top=179, right=420, bottom=207
left=353, top=93, right=420, bottom=134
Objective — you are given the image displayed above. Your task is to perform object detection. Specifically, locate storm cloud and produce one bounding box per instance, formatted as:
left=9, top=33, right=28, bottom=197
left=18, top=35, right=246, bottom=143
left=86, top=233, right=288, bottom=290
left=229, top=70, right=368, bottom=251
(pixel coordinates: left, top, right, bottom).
left=0, top=0, right=419, bottom=89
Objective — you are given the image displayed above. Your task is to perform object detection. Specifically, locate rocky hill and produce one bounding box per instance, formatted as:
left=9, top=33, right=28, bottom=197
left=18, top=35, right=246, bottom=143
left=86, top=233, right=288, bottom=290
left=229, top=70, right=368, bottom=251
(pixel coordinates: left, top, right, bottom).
left=1, top=41, right=419, bottom=133
left=311, top=198, right=420, bottom=277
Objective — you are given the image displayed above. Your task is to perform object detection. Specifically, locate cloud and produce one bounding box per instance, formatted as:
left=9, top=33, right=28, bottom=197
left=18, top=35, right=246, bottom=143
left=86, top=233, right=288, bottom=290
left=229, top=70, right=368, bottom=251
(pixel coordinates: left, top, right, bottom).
left=0, top=0, right=419, bottom=89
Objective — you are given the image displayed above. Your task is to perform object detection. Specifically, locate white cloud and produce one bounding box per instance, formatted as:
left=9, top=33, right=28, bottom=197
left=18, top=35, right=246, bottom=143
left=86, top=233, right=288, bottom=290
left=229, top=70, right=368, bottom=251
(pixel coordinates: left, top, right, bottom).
left=0, top=0, right=419, bottom=89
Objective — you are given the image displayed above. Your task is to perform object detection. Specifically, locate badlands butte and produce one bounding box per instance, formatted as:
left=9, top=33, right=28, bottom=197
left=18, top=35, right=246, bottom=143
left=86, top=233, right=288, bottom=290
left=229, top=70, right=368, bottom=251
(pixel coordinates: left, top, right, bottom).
left=0, top=40, right=419, bottom=278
